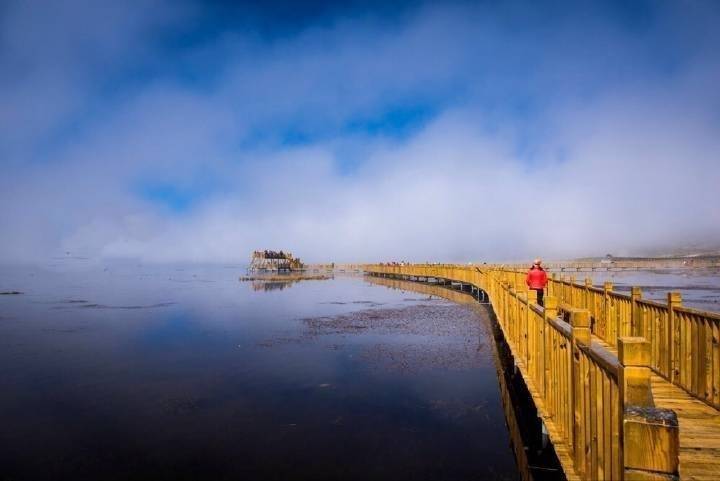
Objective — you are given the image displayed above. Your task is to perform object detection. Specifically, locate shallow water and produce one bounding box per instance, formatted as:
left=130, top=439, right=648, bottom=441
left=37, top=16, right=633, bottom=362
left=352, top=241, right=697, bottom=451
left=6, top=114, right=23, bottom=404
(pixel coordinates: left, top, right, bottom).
left=0, top=263, right=521, bottom=481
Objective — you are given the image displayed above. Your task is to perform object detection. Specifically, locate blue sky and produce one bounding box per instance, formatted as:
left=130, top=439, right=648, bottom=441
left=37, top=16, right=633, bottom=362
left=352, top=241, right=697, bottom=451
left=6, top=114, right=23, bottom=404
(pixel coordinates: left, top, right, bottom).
left=0, top=0, right=719, bottom=263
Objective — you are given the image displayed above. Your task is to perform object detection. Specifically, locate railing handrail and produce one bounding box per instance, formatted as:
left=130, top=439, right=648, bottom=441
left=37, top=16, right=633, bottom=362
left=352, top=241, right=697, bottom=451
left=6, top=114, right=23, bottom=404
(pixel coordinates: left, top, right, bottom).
left=635, top=297, right=668, bottom=309
left=581, top=340, right=621, bottom=379
left=675, top=304, right=720, bottom=320
left=548, top=316, right=573, bottom=340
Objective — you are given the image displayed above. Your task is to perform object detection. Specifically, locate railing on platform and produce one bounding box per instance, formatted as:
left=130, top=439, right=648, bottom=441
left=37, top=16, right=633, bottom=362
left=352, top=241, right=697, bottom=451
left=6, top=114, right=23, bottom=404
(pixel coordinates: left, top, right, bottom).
left=488, top=267, right=720, bottom=410
left=366, top=264, right=682, bottom=481
left=483, top=258, right=720, bottom=271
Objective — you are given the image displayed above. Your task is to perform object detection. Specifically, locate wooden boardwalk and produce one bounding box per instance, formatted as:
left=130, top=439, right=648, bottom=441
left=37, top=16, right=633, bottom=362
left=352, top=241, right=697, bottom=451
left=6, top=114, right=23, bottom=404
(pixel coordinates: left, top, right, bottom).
left=652, top=376, right=720, bottom=481
left=593, top=336, right=720, bottom=481
left=366, top=264, right=720, bottom=481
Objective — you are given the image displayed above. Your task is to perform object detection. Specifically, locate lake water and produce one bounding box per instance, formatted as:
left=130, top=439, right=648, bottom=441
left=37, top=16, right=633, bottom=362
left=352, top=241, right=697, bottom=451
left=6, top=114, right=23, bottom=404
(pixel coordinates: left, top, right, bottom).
left=0, top=263, right=525, bottom=481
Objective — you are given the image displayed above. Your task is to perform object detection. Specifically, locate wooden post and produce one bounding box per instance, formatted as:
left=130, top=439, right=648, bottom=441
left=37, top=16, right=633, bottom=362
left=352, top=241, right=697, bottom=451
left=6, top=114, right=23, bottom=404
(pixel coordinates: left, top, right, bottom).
left=570, top=309, right=591, bottom=476
left=584, top=277, right=592, bottom=311
left=517, top=288, right=526, bottom=351
left=517, top=288, right=528, bottom=359
left=503, top=282, right=512, bottom=331
left=630, top=287, right=643, bottom=338
left=620, top=338, right=679, bottom=480
left=570, top=310, right=591, bottom=343
left=542, top=296, right=558, bottom=398
left=603, top=281, right=614, bottom=343
left=507, top=283, right=514, bottom=341
left=619, top=337, right=653, bottom=406
left=527, top=289, right=537, bottom=368
left=668, top=292, right=682, bottom=384
left=527, top=288, right=537, bottom=304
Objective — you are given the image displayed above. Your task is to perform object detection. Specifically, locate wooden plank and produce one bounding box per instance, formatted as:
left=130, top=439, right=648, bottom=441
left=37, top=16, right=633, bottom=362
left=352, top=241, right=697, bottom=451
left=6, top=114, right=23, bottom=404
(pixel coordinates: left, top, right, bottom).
left=603, top=372, right=612, bottom=480
left=566, top=338, right=573, bottom=448
left=698, top=319, right=707, bottom=400
left=705, top=319, right=712, bottom=402
left=586, top=358, right=593, bottom=477
left=589, top=363, right=599, bottom=480
left=595, top=367, right=604, bottom=481
left=692, top=317, right=699, bottom=395
left=714, top=321, right=720, bottom=407
left=686, top=314, right=693, bottom=389
left=611, top=382, right=621, bottom=481
left=651, top=374, right=720, bottom=480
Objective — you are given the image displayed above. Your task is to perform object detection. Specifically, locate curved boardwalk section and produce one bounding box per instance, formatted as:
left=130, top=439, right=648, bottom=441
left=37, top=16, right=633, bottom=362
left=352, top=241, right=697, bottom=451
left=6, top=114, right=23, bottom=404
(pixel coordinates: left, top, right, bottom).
left=366, top=264, right=720, bottom=481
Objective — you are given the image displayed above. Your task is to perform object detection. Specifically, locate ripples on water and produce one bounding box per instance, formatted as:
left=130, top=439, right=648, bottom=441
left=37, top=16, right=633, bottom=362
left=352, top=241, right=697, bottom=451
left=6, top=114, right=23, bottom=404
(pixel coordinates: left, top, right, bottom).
left=0, top=263, right=522, bottom=481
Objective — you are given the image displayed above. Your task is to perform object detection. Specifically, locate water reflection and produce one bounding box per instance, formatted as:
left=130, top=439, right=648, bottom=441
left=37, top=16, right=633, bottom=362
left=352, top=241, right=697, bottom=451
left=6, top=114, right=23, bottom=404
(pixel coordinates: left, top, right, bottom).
left=241, top=274, right=334, bottom=291
left=0, top=265, right=519, bottom=481
left=251, top=280, right=297, bottom=291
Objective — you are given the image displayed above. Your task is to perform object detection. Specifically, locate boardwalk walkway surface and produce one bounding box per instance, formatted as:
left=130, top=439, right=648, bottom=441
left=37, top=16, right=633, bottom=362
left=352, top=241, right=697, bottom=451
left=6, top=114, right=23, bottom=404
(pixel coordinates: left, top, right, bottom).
left=596, top=338, right=720, bottom=481
left=365, top=264, right=720, bottom=481
left=651, top=376, right=720, bottom=481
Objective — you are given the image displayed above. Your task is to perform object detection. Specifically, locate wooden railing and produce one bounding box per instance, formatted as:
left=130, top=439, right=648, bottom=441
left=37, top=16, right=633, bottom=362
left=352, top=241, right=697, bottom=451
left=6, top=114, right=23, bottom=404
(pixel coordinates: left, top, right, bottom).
left=366, top=264, right=681, bottom=481
left=487, top=267, right=720, bottom=410
left=483, top=258, right=720, bottom=270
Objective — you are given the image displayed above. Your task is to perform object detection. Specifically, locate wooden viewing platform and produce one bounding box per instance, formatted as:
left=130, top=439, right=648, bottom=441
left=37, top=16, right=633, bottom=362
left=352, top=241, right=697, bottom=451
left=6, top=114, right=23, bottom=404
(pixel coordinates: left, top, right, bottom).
left=249, top=250, right=304, bottom=272
left=365, top=264, right=720, bottom=481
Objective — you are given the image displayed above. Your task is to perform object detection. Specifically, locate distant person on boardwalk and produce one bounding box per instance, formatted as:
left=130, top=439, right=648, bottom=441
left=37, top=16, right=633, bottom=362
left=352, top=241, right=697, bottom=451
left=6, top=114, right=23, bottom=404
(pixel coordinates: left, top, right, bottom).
left=526, top=258, right=548, bottom=307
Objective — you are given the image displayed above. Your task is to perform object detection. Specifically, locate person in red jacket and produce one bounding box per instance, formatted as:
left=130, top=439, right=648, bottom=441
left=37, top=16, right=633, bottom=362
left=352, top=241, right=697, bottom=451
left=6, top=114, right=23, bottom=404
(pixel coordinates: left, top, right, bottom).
left=526, top=258, right=548, bottom=306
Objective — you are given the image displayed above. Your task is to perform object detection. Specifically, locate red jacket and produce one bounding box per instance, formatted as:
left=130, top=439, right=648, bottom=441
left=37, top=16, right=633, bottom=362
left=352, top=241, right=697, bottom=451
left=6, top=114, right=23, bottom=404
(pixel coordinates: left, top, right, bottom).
left=526, top=267, right=547, bottom=289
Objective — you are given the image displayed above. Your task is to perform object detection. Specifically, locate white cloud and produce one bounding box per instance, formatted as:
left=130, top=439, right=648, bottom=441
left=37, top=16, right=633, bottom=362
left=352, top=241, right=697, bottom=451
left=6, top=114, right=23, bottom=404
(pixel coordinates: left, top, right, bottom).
left=0, top=1, right=718, bottom=264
